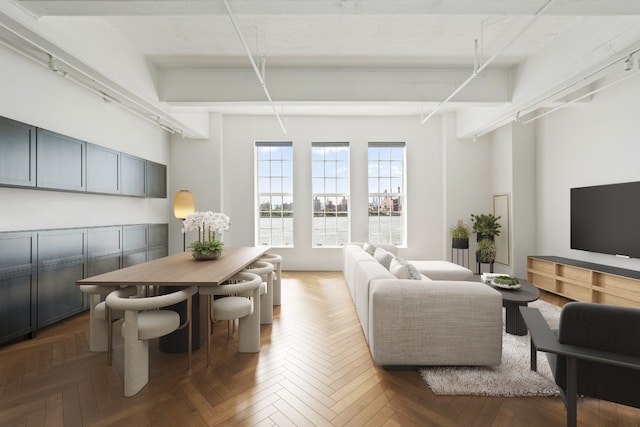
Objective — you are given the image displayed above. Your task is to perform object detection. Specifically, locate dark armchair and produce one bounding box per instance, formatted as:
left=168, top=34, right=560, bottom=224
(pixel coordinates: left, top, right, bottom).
left=520, top=302, right=640, bottom=427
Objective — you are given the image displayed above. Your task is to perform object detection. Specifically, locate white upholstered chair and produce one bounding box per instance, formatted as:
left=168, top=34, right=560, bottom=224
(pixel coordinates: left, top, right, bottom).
left=106, top=285, right=198, bottom=397
left=199, top=272, right=262, bottom=365
left=79, top=284, right=134, bottom=365
left=259, top=253, right=282, bottom=306
left=242, top=261, right=274, bottom=324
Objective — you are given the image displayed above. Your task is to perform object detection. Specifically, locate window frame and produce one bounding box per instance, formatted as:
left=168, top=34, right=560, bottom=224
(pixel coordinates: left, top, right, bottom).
left=367, top=142, right=406, bottom=246
left=255, top=141, right=294, bottom=248
left=311, top=142, right=350, bottom=248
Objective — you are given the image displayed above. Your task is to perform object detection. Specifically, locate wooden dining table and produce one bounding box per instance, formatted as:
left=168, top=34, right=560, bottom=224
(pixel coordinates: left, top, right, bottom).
left=77, top=246, right=270, bottom=352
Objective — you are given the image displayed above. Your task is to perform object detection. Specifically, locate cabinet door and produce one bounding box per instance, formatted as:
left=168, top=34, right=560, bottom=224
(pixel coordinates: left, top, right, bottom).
left=0, top=117, right=36, bottom=187
left=123, top=224, right=148, bottom=267
left=148, top=223, right=168, bottom=260
left=146, top=160, right=167, bottom=198
left=0, top=232, right=36, bottom=344
left=121, top=154, right=146, bottom=196
left=87, top=226, right=122, bottom=276
left=37, top=229, right=87, bottom=328
left=86, top=143, right=120, bottom=194
left=36, top=129, right=86, bottom=191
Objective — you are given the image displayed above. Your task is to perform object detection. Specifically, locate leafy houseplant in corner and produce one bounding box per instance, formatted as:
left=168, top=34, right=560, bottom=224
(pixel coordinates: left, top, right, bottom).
left=182, top=211, right=230, bottom=261
left=470, top=213, right=502, bottom=242
left=450, top=219, right=471, bottom=249
left=476, top=238, right=496, bottom=263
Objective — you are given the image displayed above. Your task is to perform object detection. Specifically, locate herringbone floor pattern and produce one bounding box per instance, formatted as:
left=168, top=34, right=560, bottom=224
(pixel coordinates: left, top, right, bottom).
left=1, top=271, right=640, bottom=426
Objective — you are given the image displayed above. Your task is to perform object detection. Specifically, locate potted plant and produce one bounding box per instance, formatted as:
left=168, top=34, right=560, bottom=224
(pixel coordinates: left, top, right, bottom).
left=476, top=238, right=496, bottom=263
left=450, top=219, right=471, bottom=249
left=182, top=211, right=231, bottom=260
left=470, top=213, right=502, bottom=242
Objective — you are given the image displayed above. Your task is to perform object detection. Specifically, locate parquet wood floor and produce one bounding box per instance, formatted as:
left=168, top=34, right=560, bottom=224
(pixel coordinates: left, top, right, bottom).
left=1, top=271, right=639, bottom=426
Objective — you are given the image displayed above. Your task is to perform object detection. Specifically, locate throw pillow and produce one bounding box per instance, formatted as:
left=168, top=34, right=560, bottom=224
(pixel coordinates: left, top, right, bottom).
left=390, top=257, right=411, bottom=279
left=392, top=257, right=423, bottom=280
left=373, top=247, right=394, bottom=270
left=362, top=242, right=377, bottom=255
left=405, top=262, right=423, bottom=280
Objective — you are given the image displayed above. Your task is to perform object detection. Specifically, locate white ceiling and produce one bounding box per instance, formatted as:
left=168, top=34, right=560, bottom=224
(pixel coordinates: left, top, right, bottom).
left=2, top=0, right=640, bottom=137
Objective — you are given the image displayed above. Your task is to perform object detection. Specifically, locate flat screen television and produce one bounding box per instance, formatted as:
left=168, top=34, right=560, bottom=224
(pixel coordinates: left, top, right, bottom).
left=571, top=181, right=640, bottom=259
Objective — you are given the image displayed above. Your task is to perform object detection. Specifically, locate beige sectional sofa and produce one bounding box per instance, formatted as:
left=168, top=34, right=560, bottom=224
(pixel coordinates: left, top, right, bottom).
left=343, top=243, right=503, bottom=367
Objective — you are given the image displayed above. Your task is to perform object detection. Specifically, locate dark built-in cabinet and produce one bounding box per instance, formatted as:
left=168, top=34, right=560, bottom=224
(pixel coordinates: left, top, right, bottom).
left=148, top=224, right=169, bottom=260
left=0, top=224, right=168, bottom=345
left=121, top=154, right=146, bottom=197
left=123, top=224, right=148, bottom=267
left=36, top=129, right=86, bottom=192
left=86, top=144, right=120, bottom=194
left=0, top=115, right=166, bottom=198
left=0, top=232, right=37, bottom=344
left=146, top=160, right=167, bottom=198
left=0, top=117, right=36, bottom=187
left=37, top=229, right=87, bottom=328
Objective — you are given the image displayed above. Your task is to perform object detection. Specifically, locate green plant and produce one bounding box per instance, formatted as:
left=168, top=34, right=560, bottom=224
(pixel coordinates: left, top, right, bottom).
left=477, top=238, right=496, bottom=263
left=493, top=275, right=519, bottom=286
left=450, top=219, right=471, bottom=239
left=470, top=213, right=502, bottom=238
left=189, top=239, right=224, bottom=256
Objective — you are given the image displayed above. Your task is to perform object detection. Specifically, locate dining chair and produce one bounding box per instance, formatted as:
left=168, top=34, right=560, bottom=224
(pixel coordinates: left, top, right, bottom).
left=259, top=253, right=283, bottom=306
left=79, top=284, right=136, bottom=365
left=242, top=261, right=274, bottom=324
left=199, top=272, right=262, bottom=365
left=106, top=285, right=198, bottom=397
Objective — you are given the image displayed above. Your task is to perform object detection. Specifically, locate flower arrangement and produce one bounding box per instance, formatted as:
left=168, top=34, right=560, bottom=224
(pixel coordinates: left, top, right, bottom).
left=181, top=211, right=230, bottom=259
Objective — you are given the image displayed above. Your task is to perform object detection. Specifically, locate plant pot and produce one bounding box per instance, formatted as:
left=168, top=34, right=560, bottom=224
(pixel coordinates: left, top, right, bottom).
left=475, top=251, right=495, bottom=264
left=192, top=252, right=221, bottom=261
left=452, top=238, right=469, bottom=249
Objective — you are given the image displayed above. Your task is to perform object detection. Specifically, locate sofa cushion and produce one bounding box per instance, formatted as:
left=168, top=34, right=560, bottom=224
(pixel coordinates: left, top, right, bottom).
left=373, top=247, right=394, bottom=270
left=362, top=242, right=377, bottom=255
left=408, top=260, right=473, bottom=280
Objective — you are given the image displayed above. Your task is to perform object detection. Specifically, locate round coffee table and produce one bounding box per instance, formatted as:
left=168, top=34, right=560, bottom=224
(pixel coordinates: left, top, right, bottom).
left=466, top=275, right=540, bottom=336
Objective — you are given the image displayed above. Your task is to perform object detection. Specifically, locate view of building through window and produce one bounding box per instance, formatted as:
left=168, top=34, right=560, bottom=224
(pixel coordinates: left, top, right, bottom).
left=255, top=141, right=404, bottom=247
left=311, top=142, right=349, bottom=247
left=255, top=141, right=293, bottom=247
left=368, top=142, right=405, bottom=245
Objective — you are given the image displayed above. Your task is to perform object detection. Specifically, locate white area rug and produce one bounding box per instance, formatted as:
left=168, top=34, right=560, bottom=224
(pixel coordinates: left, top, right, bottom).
left=420, top=300, right=562, bottom=397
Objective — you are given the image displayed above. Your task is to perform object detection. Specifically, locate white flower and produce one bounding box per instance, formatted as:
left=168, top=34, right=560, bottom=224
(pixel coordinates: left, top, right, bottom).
left=181, top=211, right=231, bottom=240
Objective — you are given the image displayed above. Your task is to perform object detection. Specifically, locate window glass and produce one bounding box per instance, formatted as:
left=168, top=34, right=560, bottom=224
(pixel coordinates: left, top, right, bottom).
left=256, top=142, right=293, bottom=247
left=312, top=142, right=350, bottom=247
left=368, top=142, right=405, bottom=245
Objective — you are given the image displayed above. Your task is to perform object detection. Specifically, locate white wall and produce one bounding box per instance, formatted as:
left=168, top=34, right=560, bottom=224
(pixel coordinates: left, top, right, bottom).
left=442, top=113, right=492, bottom=270
left=0, top=44, right=171, bottom=233
left=536, top=74, right=640, bottom=271
left=171, top=114, right=481, bottom=269
left=511, top=122, right=537, bottom=278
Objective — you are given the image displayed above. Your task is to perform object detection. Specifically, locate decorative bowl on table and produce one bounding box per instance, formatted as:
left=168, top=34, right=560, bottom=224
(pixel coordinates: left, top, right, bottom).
left=491, top=275, right=521, bottom=290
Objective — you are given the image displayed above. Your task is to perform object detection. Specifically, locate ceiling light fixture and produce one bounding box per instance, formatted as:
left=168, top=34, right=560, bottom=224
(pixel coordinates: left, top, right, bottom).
left=0, top=14, right=198, bottom=137
left=522, top=68, right=639, bottom=124
left=470, top=45, right=640, bottom=138
left=222, top=0, right=287, bottom=135
left=420, top=0, right=558, bottom=125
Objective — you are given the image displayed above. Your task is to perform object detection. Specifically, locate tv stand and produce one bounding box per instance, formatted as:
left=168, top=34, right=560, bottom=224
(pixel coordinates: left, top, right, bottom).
left=527, top=256, right=640, bottom=308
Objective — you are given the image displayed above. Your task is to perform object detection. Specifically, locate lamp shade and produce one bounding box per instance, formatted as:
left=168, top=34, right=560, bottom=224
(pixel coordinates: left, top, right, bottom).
left=174, top=190, right=195, bottom=219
